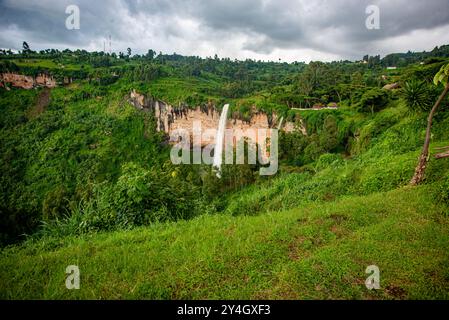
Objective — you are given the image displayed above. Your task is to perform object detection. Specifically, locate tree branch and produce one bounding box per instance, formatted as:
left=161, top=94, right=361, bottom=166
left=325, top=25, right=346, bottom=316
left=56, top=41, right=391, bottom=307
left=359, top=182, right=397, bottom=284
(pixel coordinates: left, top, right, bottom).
left=435, top=151, right=449, bottom=159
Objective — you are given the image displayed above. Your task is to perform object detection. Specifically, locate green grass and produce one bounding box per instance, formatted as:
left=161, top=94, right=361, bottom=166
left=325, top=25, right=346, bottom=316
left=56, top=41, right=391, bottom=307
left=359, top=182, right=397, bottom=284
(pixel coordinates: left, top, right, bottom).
left=1, top=185, right=448, bottom=299
left=12, top=59, right=84, bottom=71
left=145, top=76, right=225, bottom=106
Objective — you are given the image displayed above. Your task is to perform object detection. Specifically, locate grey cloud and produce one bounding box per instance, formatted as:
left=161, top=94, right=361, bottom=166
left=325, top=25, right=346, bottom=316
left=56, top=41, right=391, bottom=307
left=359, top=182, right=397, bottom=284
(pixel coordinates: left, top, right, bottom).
left=0, top=0, right=448, bottom=60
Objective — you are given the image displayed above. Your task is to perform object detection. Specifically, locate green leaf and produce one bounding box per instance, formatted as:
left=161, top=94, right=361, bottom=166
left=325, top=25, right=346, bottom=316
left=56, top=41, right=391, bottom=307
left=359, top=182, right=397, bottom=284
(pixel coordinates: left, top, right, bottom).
left=434, top=63, right=449, bottom=85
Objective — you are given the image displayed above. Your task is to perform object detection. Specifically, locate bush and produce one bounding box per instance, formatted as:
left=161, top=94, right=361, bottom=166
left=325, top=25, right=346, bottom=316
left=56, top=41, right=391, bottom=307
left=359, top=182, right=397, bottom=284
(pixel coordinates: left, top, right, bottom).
left=42, top=186, right=70, bottom=220
left=358, top=88, right=390, bottom=114
left=109, top=162, right=201, bottom=226
left=315, top=153, right=344, bottom=171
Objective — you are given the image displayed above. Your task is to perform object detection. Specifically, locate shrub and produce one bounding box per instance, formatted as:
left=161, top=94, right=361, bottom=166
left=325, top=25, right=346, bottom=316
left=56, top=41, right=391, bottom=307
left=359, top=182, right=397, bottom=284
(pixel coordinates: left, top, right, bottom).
left=315, top=153, right=344, bottom=171
left=358, top=88, right=390, bottom=114
left=42, top=185, right=70, bottom=221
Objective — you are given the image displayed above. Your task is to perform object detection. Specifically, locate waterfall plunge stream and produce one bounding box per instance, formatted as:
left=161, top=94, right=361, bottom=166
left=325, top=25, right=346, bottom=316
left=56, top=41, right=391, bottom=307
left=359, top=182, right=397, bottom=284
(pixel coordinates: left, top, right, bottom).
left=213, top=104, right=230, bottom=176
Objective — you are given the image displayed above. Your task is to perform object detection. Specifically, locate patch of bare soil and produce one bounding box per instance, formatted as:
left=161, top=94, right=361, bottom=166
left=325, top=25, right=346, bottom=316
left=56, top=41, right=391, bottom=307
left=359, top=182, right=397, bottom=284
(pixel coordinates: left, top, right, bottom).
left=28, top=87, right=51, bottom=119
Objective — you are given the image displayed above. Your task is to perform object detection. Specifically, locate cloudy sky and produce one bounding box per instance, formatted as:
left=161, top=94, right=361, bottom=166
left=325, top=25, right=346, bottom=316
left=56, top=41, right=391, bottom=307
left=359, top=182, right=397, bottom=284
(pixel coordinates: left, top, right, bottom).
left=1, top=0, right=449, bottom=62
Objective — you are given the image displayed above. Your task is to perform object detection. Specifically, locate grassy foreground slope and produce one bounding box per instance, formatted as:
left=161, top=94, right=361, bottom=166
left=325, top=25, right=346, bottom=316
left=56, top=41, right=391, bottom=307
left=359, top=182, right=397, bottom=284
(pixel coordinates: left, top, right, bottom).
left=1, top=185, right=448, bottom=299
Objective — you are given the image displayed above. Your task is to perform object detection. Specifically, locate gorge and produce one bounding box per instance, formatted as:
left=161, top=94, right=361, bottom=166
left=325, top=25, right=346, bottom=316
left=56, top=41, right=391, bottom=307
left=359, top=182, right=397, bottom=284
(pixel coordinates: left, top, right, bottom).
left=128, top=89, right=307, bottom=147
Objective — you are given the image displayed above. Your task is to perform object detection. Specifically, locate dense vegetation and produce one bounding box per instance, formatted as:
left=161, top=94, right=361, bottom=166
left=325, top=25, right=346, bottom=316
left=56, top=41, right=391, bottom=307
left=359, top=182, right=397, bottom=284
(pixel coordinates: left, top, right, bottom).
left=1, top=45, right=449, bottom=299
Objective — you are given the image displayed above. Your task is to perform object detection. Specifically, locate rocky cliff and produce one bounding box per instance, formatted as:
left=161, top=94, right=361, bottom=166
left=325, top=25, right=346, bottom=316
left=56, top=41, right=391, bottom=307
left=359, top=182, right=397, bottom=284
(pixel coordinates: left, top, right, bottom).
left=129, top=90, right=307, bottom=145
left=0, top=73, right=56, bottom=89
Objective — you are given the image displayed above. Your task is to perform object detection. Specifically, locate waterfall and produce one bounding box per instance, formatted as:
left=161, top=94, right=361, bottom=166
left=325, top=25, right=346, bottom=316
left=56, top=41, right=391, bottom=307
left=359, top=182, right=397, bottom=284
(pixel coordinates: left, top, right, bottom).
left=277, top=116, right=284, bottom=130
left=213, top=104, right=230, bottom=176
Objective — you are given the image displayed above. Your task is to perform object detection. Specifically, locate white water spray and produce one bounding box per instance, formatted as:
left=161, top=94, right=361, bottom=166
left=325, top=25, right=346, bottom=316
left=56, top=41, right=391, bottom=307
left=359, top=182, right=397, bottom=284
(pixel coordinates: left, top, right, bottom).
left=277, top=116, right=284, bottom=130
left=213, top=104, right=230, bottom=176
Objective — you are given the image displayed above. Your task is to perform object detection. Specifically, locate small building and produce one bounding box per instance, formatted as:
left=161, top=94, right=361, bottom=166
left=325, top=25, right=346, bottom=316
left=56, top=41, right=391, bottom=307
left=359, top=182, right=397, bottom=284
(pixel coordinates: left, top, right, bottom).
left=382, top=83, right=400, bottom=90
left=327, top=102, right=339, bottom=109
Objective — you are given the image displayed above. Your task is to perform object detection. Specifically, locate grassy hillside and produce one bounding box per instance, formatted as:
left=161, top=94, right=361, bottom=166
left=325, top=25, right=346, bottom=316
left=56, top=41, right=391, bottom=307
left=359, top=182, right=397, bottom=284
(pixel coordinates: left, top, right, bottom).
left=1, top=185, right=448, bottom=299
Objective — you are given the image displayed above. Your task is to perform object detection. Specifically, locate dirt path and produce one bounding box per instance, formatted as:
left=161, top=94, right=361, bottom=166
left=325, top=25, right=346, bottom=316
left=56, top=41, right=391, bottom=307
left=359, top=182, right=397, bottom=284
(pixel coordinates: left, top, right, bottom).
left=36, top=87, right=51, bottom=114
left=28, top=87, right=51, bottom=119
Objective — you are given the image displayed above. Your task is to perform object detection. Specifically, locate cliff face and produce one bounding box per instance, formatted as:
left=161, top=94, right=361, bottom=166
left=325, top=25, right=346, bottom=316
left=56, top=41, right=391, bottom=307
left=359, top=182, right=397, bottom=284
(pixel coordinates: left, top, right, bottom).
left=0, top=73, right=56, bottom=89
left=129, top=90, right=306, bottom=145
left=35, top=74, right=57, bottom=88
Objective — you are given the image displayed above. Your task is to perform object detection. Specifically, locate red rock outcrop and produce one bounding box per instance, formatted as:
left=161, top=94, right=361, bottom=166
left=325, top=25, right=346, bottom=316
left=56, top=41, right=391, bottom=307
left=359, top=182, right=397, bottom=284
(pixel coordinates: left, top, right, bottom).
left=35, top=74, right=56, bottom=88
left=0, top=73, right=56, bottom=89
left=129, top=90, right=307, bottom=145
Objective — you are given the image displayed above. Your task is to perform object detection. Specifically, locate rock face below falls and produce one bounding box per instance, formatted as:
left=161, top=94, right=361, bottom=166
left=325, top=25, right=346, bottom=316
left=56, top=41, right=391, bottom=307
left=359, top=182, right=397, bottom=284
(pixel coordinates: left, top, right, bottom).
left=129, top=89, right=306, bottom=146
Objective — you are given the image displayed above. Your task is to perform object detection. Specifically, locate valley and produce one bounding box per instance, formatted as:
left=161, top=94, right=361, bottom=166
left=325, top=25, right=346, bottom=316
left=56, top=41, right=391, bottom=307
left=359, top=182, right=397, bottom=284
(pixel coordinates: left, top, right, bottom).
left=1, top=46, right=449, bottom=300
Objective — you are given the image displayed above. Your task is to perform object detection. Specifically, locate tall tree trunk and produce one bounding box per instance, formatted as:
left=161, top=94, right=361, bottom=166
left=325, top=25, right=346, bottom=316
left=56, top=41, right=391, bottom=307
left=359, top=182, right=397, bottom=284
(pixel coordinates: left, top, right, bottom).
left=410, top=83, right=449, bottom=185
left=336, top=90, right=342, bottom=104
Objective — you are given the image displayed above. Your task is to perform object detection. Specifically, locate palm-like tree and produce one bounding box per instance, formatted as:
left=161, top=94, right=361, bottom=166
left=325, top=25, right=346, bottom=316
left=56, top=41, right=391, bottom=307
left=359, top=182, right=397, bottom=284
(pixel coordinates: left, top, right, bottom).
left=402, top=80, right=432, bottom=112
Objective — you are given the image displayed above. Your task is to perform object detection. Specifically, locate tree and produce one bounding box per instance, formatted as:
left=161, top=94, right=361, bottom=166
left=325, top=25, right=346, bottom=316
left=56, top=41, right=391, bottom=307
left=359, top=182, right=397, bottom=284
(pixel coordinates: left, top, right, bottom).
left=319, top=115, right=339, bottom=151
left=127, top=47, right=132, bottom=57
left=146, top=49, right=155, bottom=60
left=351, top=71, right=364, bottom=87
left=22, top=41, right=30, bottom=53
left=402, top=80, right=433, bottom=112
left=410, top=63, right=449, bottom=185
left=303, top=134, right=325, bottom=163
left=296, top=62, right=331, bottom=97
left=368, top=55, right=381, bottom=68
left=358, top=88, right=389, bottom=114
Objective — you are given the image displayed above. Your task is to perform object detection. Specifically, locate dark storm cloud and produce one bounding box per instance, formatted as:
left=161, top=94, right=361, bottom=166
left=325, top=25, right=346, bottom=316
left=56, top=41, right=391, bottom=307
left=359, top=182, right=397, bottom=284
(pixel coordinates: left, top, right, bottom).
left=0, top=0, right=127, bottom=48
left=1, top=0, right=449, bottom=61
left=186, top=0, right=449, bottom=56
